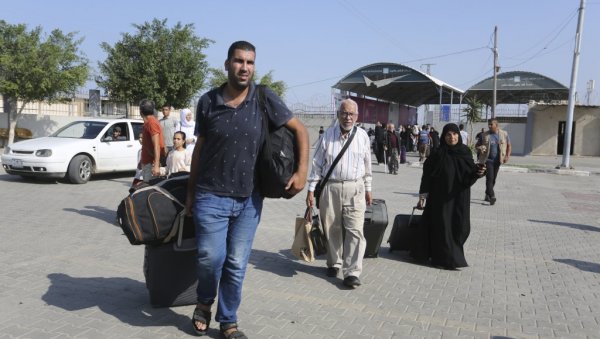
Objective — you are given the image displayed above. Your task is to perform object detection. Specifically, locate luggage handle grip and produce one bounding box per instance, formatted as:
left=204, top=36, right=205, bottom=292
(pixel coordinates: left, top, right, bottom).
left=408, top=206, right=420, bottom=226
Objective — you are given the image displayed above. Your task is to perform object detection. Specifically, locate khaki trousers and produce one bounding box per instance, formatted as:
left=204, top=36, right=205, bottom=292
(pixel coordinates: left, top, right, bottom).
left=319, top=180, right=366, bottom=278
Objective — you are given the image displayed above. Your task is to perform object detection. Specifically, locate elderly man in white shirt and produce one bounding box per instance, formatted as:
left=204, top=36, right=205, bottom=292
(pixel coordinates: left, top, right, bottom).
left=306, top=98, right=373, bottom=289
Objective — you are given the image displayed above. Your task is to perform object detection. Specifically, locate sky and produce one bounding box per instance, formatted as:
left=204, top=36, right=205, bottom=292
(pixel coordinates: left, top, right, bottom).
left=3, top=0, right=600, bottom=107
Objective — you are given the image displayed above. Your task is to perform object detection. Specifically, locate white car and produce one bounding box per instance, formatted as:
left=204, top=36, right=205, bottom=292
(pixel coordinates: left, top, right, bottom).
left=1, top=118, right=144, bottom=184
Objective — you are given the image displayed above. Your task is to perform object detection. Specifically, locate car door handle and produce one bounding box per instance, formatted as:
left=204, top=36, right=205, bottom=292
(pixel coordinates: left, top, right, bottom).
left=127, top=144, right=133, bottom=148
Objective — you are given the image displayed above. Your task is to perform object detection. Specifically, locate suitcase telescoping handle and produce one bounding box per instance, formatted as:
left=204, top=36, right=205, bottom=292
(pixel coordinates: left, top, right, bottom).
left=173, top=211, right=196, bottom=252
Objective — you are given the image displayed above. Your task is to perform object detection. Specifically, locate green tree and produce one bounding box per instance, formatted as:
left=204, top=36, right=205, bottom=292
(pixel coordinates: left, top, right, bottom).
left=258, top=70, right=286, bottom=98
left=207, top=68, right=287, bottom=98
left=97, top=18, right=212, bottom=109
left=0, top=20, right=89, bottom=145
left=207, top=67, right=227, bottom=89
left=462, top=96, right=484, bottom=147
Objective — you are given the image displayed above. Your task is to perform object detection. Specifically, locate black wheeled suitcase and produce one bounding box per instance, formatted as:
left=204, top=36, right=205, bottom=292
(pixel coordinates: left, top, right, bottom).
left=388, top=207, right=421, bottom=252
left=363, top=199, right=389, bottom=258
left=143, top=215, right=198, bottom=307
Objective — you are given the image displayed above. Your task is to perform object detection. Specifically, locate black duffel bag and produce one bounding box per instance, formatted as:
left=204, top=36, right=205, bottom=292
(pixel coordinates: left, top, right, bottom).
left=256, top=85, right=298, bottom=199
left=117, top=175, right=189, bottom=245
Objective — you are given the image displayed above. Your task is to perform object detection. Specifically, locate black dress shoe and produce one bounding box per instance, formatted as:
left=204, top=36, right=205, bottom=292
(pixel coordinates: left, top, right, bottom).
left=489, top=197, right=496, bottom=205
left=326, top=267, right=339, bottom=277
left=484, top=195, right=490, bottom=202
left=343, top=276, right=361, bottom=288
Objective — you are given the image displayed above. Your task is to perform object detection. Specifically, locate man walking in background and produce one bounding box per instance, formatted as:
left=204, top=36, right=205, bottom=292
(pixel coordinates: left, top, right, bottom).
left=476, top=118, right=511, bottom=206
left=384, top=122, right=400, bottom=174
left=374, top=121, right=385, bottom=164
left=159, top=104, right=177, bottom=154
left=418, top=125, right=431, bottom=162
left=139, top=99, right=165, bottom=182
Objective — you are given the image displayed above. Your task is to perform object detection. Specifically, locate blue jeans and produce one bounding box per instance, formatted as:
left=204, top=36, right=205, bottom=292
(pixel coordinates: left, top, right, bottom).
left=192, top=190, right=263, bottom=324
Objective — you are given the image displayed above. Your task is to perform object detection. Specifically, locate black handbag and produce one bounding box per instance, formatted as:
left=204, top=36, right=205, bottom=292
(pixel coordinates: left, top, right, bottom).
left=308, top=207, right=327, bottom=256
left=314, top=126, right=357, bottom=208
left=256, top=85, right=298, bottom=199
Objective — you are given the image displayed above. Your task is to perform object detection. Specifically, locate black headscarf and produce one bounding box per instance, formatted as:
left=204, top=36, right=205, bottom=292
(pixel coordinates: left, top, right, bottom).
left=431, top=123, right=475, bottom=193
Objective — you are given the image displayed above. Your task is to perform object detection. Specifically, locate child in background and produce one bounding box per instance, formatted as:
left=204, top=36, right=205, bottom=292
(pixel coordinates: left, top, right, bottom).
left=165, top=131, right=191, bottom=175
left=179, top=108, right=196, bottom=155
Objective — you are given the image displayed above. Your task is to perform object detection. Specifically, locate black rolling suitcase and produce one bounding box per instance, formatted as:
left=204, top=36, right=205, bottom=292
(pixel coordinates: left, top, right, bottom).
left=144, top=214, right=198, bottom=307
left=363, top=199, right=389, bottom=258
left=388, top=207, right=421, bottom=252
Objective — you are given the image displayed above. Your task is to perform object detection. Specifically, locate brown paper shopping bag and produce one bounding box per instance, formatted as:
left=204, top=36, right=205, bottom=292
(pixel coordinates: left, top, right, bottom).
left=291, top=208, right=315, bottom=262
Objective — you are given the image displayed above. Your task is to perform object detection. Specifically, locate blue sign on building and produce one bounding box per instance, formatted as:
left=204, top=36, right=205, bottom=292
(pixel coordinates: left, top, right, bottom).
left=440, top=105, right=450, bottom=121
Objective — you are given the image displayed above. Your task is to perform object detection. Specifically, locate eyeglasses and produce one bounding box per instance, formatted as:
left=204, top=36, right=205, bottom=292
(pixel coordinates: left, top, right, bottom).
left=340, top=111, right=357, bottom=118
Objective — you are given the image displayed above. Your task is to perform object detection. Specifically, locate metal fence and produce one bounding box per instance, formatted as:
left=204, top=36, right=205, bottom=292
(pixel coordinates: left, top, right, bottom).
left=0, top=100, right=79, bottom=117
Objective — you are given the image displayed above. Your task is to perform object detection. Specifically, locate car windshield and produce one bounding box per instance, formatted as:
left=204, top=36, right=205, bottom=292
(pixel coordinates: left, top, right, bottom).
left=51, top=121, right=109, bottom=139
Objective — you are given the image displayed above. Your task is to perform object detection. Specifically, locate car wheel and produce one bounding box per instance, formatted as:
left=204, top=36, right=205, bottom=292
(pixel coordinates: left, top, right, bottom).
left=67, top=155, right=92, bottom=184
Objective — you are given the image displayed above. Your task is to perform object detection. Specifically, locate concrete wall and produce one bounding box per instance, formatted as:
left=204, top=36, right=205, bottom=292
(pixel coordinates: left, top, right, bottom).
left=292, top=114, right=337, bottom=146
left=503, top=123, right=527, bottom=155
left=0, top=113, right=91, bottom=138
left=528, top=105, right=600, bottom=156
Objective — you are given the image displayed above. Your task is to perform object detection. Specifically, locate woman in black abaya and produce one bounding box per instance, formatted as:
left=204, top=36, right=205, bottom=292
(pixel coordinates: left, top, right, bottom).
left=412, top=123, right=486, bottom=269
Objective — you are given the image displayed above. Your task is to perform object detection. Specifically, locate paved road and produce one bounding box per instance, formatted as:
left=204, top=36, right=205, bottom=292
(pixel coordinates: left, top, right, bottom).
left=1, top=154, right=599, bottom=338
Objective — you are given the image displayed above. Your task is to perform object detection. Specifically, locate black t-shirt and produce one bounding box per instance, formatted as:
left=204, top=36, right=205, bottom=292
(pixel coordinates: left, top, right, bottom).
left=194, top=83, right=293, bottom=197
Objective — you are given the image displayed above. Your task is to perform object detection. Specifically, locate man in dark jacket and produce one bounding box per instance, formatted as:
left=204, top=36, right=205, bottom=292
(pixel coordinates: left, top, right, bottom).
left=374, top=121, right=385, bottom=164
left=384, top=123, right=401, bottom=174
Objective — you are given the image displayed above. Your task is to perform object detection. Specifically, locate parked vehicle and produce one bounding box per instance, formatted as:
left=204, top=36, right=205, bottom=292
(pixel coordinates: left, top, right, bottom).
left=1, top=119, right=143, bottom=184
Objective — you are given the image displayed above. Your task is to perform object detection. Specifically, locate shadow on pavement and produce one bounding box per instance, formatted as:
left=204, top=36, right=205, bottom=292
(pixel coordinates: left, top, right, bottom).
left=248, top=248, right=325, bottom=279
left=554, top=259, right=600, bottom=274
left=0, top=171, right=134, bottom=186
left=376, top=247, right=437, bottom=270
left=392, top=191, right=419, bottom=198
left=90, top=171, right=136, bottom=183
left=63, top=205, right=119, bottom=225
left=42, top=273, right=201, bottom=336
left=529, top=219, right=600, bottom=232
left=0, top=173, right=59, bottom=184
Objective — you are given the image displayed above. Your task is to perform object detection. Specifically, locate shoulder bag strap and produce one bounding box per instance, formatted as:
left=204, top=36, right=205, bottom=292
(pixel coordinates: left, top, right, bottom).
left=257, top=85, right=272, bottom=158
left=319, top=126, right=357, bottom=188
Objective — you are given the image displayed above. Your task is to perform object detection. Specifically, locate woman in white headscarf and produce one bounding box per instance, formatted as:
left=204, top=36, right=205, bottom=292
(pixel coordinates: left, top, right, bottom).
left=179, top=108, right=196, bottom=154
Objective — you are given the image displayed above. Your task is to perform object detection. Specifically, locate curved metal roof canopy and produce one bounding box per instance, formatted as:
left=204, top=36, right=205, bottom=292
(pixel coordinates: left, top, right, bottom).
left=332, top=63, right=464, bottom=107
left=465, top=71, right=569, bottom=104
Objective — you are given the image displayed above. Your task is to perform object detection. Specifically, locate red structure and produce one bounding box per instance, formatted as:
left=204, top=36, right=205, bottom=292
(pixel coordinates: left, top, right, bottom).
left=351, top=95, right=417, bottom=127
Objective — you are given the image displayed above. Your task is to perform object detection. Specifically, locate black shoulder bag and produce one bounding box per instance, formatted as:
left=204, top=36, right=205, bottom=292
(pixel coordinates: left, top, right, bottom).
left=314, top=126, right=357, bottom=208
left=257, top=85, right=299, bottom=199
